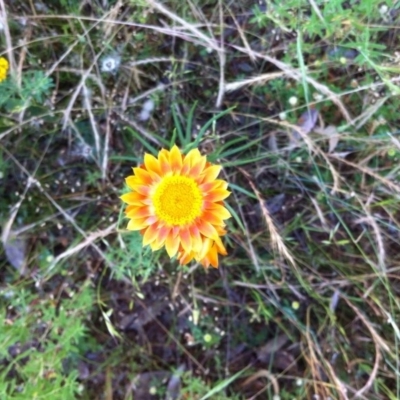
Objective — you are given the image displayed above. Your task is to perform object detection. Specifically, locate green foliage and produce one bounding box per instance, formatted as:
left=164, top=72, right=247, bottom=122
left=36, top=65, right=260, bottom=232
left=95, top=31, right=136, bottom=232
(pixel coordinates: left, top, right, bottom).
left=0, top=281, right=93, bottom=399
left=108, top=231, right=157, bottom=281
left=0, top=71, right=53, bottom=112
left=180, top=373, right=243, bottom=400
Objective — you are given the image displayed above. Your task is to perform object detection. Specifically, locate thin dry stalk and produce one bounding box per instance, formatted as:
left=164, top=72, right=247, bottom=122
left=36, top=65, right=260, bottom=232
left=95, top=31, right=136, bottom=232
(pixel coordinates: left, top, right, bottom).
left=147, top=0, right=221, bottom=52
left=115, top=111, right=162, bottom=146
left=1, top=177, right=34, bottom=245
left=102, top=0, right=124, bottom=38
left=256, top=114, right=342, bottom=194
left=15, top=23, right=81, bottom=127
left=225, top=71, right=286, bottom=92
left=224, top=168, right=261, bottom=272
left=238, top=167, right=296, bottom=270
left=304, top=308, right=350, bottom=400
left=215, top=0, right=225, bottom=108
left=231, top=44, right=353, bottom=124
left=2, top=145, right=115, bottom=273
left=1, top=136, right=50, bottom=244
left=147, top=0, right=225, bottom=107
left=121, top=81, right=166, bottom=108
left=310, top=196, right=329, bottom=232
left=23, top=14, right=222, bottom=55
left=226, top=6, right=256, bottom=63
left=353, top=193, right=386, bottom=273
left=133, top=295, right=208, bottom=374
left=0, top=110, right=64, bottom=141
left=13, top=200, right=98, bottom=236
left=82, top=84, right=101, bottom=157
left=344, top=297, right=389, bottom=398
left=61, top=6, right=126, bottom=133
left=62, top=63, right=102, bottom=133
left=48, top=222, right=117, bottom=272
left=0, top=0, right=16, bottom=73
left=240, top=370, right=280, bottom=396
left=128, top=57, right=172, bottom=67
left=101, top=113, right=112, bottom=181
left=354, top=97, right=388, bottom=130
left=331, top=155, right=400, bottom=194
left=344, top=297, right=390, bottom=354
left=15, top=24, right=32, bottom=89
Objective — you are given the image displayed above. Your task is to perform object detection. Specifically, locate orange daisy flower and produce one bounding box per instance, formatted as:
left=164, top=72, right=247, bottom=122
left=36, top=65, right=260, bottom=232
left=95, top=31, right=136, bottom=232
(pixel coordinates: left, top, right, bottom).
left=121, top=145, right=231, bottom=268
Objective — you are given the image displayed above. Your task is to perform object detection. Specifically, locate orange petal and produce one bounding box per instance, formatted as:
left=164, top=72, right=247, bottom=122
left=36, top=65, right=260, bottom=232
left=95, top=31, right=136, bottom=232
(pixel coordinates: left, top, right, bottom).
left=200, top=258, right=210, bottom=268
left=214, top=235, right=227, bottom=255
left=202, top=210, right=226, bottom=226
left=211, top=180, right=229, bottom=190
left=126, top=206, right=152, bottom=219
left=155, top=225, right=171, bottom=247
left=128, top=183, right=151, bottom=196
left=189, top=224, right=202, bottom=253
left=127, top=218, right=149, bottom=231
left=179, top=226, right=192, bottom=253
left=200, top=165, right=222, bottom=183
left=181, top=148, right=201, bottom=176
left=178, top=250, right=195, bottom=265
left=150, top=240, right=164, bottom=251
left=141, top=197, right=153, bottom=206
left=199, top=180, right=229, bottom=193
left=143, top=223, right=159, bottom=246
left=125, top=176, right=140, bottom=189
left=144, top=153, right=162, bottom=175
left=172, top=226, right=180, bottom=238
left=216, top=225, right=227, bottom=236
left=159, top=150, right=172, bottom=176
left=207, top=243, right=219, bottom=268
left=120, top=192, right=146, bottom=206
left=169, top=145, right=183, bottom=173
left=145, top=215, right=158, bottom=225
left=197, top=241, right=220, bottom=268
left=199, top=182, right=215, bottom=193
left=125, top=205, right=135, bottom=213
left=147, top=170, right=161, bottom=183
left=132, top=167, right=153, bottom=185
left=181, top=155, right=191, bottom=175
left=205, top=189, right=231, bottom=202
left=188, top=156, right=207, bottom=179
left=198, top=237, right=213, bottom=260
left=165, top=231, right=180, bottom=258
left=206, top=203, right=231, bottom=219
left=197, top=220, right=219, bottom=240
left=184, top=148, right=201, bottom=166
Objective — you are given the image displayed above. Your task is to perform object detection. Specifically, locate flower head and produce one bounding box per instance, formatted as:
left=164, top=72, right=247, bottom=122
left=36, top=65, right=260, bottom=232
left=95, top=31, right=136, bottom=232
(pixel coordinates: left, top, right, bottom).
left=0, top=57, right=9, bottom=83
left=100, top=53, right=121, bottom=74
left=121, top=145, right=231, bottom=268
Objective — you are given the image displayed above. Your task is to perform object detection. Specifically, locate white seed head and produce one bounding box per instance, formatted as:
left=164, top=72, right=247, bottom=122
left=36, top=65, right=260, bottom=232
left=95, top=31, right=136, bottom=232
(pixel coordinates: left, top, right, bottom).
left=101, top=53, right=121, bottom=73
left=149, top=387, right=157, bottom=395
left=379, top=4, right=388, bottom=15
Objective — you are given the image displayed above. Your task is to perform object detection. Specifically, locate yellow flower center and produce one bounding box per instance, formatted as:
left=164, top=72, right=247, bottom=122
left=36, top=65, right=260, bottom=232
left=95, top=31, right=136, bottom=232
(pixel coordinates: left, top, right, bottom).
left=153, top=175, right=203, bottom=226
